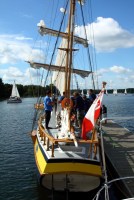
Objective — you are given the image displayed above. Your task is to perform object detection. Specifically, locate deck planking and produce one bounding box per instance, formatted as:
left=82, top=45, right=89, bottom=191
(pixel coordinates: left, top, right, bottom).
left=102, top=120, right=134, bottom=197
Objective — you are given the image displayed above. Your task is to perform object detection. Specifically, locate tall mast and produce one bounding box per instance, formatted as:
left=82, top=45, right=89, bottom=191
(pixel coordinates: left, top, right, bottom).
left=65, top=0, right=76, bottom=98
left=30, top=0, right=91, bottom=96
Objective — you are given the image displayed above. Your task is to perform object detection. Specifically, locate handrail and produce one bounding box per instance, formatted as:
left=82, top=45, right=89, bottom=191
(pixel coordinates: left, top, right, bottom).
left=92, top=176, right=134, bottom=200
left=39, top=123, right=99, bottom=144
left=38, top=119, right=99, bottom=157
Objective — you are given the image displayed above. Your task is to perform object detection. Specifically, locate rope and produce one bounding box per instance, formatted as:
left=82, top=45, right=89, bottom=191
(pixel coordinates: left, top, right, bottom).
left=43, top=0, right=70, bottom=88
left=79, top=2, right=95, bottom=90
left=31, top=0, right=70, bottom=131
left=92, top=176, right=134, bottom=200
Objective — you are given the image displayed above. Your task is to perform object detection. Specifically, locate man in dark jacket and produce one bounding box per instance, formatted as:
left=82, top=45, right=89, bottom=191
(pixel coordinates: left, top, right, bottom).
left=73, top=92, right=85, bottom=128
left=88, top=89, right=96, bottom=104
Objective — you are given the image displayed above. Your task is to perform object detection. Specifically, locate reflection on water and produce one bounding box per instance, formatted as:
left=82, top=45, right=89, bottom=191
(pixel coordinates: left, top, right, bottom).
left=0, top=96, right=133, bottom=200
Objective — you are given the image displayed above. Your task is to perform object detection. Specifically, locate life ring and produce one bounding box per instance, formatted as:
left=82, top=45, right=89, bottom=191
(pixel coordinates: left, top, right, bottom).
left=61, top=98, right=73, bottom=109
left=34, top=103, right=44, bottom=109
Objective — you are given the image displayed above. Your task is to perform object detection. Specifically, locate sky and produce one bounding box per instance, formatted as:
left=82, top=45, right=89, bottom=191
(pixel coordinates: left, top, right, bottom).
left=0, top=0, right=134, bottom=90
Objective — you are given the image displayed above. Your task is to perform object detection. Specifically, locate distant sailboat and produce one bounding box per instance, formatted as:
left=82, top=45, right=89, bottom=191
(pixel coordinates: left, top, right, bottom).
left=113, top=89, right=118, bottom=96
left=81, top=89, right=84, bottom=95
left=124, top=89, right=127, bottom=95
left=7, top=81, right=22, bottom=103
left=105, top=89, right=108, bottom=95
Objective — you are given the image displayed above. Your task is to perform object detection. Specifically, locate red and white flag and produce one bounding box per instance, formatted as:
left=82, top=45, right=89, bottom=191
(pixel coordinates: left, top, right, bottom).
left=81, top=89, right=104, bottom=139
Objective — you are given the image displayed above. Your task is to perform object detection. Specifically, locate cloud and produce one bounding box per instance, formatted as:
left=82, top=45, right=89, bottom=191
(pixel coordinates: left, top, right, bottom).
left=0, top=34, right=45, bottom=64
left=0, top=66, right=44, bottom=85
left=22, top=14, right=33, bottom=19
left=25, top=68, right=42, bottom=78
left=0, top=17, right=134, bottom=88
left=95, top=65, right=134, bottom=89
left=0, top=33, right=49, bottom=85
left=0, top=34, right=32, bottom=41
left=97, top=65, right=132, bottom=76
left=15, top=36, right=32, bottom=41
left=75, top=17, right=134, bottom=52
left=1, top=66, right=23, bottom=83
left=110, top=65, right=131, bottom=73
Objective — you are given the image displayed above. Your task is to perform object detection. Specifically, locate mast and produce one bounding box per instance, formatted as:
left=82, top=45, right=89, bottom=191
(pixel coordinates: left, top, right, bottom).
left=65, top=0, right=76, bottom=98
left=28, top=0, right=92, bottom=96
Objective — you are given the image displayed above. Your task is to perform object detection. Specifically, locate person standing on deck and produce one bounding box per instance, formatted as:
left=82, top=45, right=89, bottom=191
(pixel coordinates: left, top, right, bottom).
left=44, top=90, right=53, bottom=129
left=88, top=89, right=96, bottom=104
left=100, top=104, right=107, bottom=124
left=55, top=91, right=66, bottom=128
left=58, top=91, right=65, bottom=104
left=73, top=92, right=85, bottom=129
left=82, top=94, right=92, bottom=115
left=52, top=94, right=58, bottom=113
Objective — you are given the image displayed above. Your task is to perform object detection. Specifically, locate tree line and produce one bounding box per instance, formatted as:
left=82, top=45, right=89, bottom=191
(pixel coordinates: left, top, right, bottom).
left=0, top=78, right=134, bottom=100
left=0, top=78, right=58, bottom=100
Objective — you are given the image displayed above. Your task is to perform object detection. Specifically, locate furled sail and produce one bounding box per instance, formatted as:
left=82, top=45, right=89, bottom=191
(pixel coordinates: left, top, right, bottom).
left=30, top=19, right=91, bottom=95
left=29, top=60, right=91, bottom=95
left=37, top=20, right=88, bottom=48
left=29, top=62, right=91, bottom=78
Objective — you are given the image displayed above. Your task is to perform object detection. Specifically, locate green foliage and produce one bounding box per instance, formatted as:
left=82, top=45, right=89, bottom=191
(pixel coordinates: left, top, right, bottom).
left=0, top=78, right=58, bottom=100
left=0, top=78, right=5, bottom=98
left=0, top=77, right=134, bottom=100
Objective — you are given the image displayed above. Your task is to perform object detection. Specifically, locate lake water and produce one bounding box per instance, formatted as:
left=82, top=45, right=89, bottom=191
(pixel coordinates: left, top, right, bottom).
left=0, top=95, right=134, bottom=200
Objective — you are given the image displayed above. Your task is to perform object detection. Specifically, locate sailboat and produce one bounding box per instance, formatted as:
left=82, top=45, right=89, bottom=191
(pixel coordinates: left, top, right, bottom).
left=81, top=89, right=84, bottom=95
left=7, top=81, right=22, bottom=103
left=113, top=89, right=118, bottom=96
left=105, top=89, right=108, bottom=95
left=124, top=89, right=127, bottom=95
left=29, top=0, right=107, bottom=193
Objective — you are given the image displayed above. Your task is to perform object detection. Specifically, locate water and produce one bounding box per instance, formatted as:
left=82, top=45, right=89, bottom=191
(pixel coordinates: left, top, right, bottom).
left=0, top=95, right=134, bottom=200
left=103, top=94, right=134, bottom=132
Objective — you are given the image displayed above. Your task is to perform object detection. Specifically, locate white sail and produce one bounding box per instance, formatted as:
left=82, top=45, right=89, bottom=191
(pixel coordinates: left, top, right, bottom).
left=7, top=81, right=22, bottom=103
left=33, top=22, right=91, bottom=96
left=124, top=89, right=127, bottom=95
left=52, top=37, right=67, bottom=95
left=113, top=89, right=117, bottom=96
left=106, top=89, right=108, bottom=95
left=11, top=81, right=20, bottom=97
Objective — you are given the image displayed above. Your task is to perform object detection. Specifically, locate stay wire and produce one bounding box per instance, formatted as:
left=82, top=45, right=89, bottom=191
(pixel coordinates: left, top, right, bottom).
left=31, top=0, right=70, bottom=131
left=79, top=2, right=96, bottom=90
left=44, top=0, right=69, bottom=87
left=88, top=0, right=99, bottom=89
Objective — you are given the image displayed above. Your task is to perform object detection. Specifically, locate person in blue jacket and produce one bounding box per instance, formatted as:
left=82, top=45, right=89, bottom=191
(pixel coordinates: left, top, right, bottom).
left=44, top=90, right=53, bottom=129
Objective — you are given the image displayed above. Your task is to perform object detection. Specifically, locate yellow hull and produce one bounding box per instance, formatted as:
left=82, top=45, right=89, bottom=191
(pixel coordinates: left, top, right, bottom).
left=33, top=138, right=102, bottom=192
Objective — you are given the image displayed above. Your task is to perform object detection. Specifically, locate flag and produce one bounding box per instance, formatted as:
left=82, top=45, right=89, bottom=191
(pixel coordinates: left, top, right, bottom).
left=81, top=89, right=104, bottom=139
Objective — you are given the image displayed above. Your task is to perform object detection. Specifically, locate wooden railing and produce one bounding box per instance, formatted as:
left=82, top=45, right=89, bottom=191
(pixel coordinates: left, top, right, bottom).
left=38, top=119, right=99, bottom=158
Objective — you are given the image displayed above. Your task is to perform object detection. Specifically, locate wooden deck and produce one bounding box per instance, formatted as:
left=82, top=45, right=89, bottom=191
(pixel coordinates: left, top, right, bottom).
left=102, top=120, right=134, bottom=198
